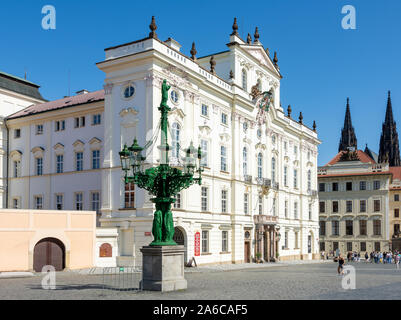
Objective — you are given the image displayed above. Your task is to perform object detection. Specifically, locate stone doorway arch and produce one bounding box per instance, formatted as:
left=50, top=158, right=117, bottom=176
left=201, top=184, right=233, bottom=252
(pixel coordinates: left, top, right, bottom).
left=33, top=238, right=65, bottom=272
left=173, top=227, right=187, bottom=263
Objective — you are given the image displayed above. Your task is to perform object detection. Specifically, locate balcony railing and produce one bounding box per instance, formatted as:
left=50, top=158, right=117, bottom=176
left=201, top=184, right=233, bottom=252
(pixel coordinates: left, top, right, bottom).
left=244, top=175, right=252, bottom=183
left=308, top=189, right=318, bottom=197
left=253, top=215, right=278, bottom=225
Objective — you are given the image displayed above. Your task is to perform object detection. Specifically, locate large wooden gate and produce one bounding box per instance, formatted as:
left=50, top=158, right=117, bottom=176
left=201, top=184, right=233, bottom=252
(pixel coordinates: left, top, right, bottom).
left=33, top=238, right=65, bottom=272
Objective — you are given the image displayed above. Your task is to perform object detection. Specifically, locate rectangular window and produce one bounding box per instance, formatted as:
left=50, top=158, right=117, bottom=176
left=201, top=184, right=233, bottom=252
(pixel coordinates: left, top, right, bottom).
left=173, top=193, right=181, bottom=209
left=332, top=221, right=339, bottom=236
left=319, top=183, right=325, bottom=192
left=373, top=181, right=380, bottom=190
left=319, top=201, right=325, bottom=213
left=359, top=220, right=367, bottom=236
left=360, top=242, right=366, bottom=252
left=75, top=193, right=83, bottom=211
left=375, top=242, right=381, bottom=251
left=244, top=193, right=249, bottom=215
left=395, top=208, right=400, bottom=218
left=345, top=220, right=353, bottom=236
left=202, top=230, right=209, bottom=253
left=360, top=200, right=367, bottom=213
left=201, top=104, right=208, bottom=117
left=76, top=152, right=83, bottom=171
left=91, top=192, right=100, bottom=213
left=220, top=146, right=227, bottom=171
left=13, top=198, right=19, bottom=209
left=332, top=201, right=339, bottom=213
left=320, top=242, right=326, bottom=252
left=309, top=204, right=312, bottom=220
left=36, top=124, right=43, bottom=135
left=14, top=129, right=21, bottom=139
left=13, top=160, right=20, bottom=178
left=56, top=155, right=64, bottom=173
left=75, top=117, right=80, bottom=128
left=124, top=183, right=135, bottom=209
left=222, top=231, right=228, bottom=252
left=332, top=182, right=338, bottom=192
left=395, top=194, right=400, bottom=202
left=75, top=116, right=86, bottom=128
left=285, top=200, right=288, bottom=218
left=284, top=232, right=288, bottom=249
left=294, top=202, right=298, bottom=219
left=273, top=198, right=277, bottom=216
left=283, top=166, right=288, bottom=187
left=374, top=199, right=381, bottom=212
left=293, top=169, right=298, bottom=188
left=347, top=242, right=352, bottom=252
left=258, top=196, right=263, bottom=215
left=56, top=194, right=63, bottom=210
left=221, top=113, right=227, bottom=125
left=200, top=140, right=208, bottom=167
left=92, top=150, right=100, bottom=169
left=394, top=224, right=400, bottom=235
left=319, top=221, right=326, bottom=236
left=201, top=187, right=208, bottom=212
left=373, top=220, right=381, bottom=235
left=346, top=200, right=353, bottom=213
left=55, top=120, right=65, bottom=131
left=346, top=182, right=353, bottom=191
left=294, top=146, right=298, bottom=157
left=221, top=190, right=227, bottom=213
left=92, top=114, right=101, bottom=125
left=360, top=181, right=367, bottom=191
left=34, top=196, right=43, bottom=210
left=36, top=158, right=43, bottom=176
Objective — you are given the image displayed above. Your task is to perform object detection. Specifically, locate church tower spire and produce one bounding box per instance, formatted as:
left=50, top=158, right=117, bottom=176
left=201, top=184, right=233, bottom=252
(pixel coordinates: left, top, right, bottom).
left=378, top=91, right=401, bottom=166
left=339, top=98, right=358, bottom=152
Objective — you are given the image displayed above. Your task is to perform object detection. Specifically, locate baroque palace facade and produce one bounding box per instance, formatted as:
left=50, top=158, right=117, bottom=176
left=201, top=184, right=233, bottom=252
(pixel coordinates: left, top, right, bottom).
left=2, top=18, right=320, bottom=267
left=318, top=94, right=401, bottom=255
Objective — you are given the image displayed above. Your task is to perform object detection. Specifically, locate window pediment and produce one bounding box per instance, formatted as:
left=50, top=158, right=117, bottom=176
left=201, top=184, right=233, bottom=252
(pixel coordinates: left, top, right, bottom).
left=31, top=146, right=44, bottom=158
left=89, top=137, right=102, bottom=150
left=53, top=143, right=64, bottom=155
left=73, top=139, right=85, bottom=152
left=120, top=107, right=139, bottom=128
left=10, top=150, right=22, bottom=161
left=255, top=142, right=266, bottom=150
left=169, top=107, right=185, bottom=119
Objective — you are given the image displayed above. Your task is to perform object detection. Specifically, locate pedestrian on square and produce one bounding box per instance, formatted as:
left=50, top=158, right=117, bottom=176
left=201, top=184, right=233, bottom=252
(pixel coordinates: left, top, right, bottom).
left=338, top=254, right=345, bottom=275
left=396, top=254, right=401, bottom=270
left=365, top=252, right=369, bottom=263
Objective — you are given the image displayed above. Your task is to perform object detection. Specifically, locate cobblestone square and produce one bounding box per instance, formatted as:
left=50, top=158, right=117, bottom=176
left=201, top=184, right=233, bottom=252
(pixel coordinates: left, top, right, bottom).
left=1, top=261, right=401, bottom=300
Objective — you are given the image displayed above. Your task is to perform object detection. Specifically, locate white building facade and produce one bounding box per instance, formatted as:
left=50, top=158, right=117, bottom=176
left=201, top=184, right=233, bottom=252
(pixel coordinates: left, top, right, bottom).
left=96, top=19, right=321, bottom=266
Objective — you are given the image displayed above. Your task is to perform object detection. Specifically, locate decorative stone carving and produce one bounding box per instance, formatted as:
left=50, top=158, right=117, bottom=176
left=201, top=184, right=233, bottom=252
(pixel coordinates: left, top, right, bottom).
left=103, top=83, right=114, bottom=95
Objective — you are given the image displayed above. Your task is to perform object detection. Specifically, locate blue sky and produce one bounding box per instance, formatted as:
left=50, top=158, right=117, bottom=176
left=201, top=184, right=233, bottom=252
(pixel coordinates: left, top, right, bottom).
left=0, top=0, right=400, bottom=166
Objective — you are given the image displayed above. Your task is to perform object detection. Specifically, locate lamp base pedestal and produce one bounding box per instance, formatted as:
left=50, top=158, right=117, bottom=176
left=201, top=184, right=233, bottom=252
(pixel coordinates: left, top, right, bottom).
left=140, top=245, right=187, bottom=292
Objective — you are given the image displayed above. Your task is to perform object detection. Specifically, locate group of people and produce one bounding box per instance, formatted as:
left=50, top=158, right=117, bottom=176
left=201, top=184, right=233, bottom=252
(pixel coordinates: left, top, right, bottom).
left=322, top=250, right=401, bottom=275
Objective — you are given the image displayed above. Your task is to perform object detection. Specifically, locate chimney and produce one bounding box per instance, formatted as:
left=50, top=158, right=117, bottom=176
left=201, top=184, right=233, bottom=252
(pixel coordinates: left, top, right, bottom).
left=164, top=38, right=182, bottom=52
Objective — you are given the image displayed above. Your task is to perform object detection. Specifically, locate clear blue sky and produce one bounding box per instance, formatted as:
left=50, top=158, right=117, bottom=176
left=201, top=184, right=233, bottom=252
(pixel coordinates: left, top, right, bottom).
left=0, top=0, right=400, bottom=166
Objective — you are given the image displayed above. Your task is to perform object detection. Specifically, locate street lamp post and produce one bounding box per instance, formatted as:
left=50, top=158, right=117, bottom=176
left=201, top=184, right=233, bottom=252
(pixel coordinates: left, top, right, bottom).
left=119, top=79, right=203, bottom=246
left=119, top=79, right=203, bottom=291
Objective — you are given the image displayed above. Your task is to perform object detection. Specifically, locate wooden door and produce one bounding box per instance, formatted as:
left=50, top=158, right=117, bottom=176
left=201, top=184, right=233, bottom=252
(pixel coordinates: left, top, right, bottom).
left=244, top=241, right=250, bottom=263
left=33, top=238, right=65, bottom=272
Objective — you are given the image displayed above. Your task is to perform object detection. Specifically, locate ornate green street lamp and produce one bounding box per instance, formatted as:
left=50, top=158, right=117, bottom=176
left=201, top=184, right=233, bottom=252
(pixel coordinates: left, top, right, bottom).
left=119, top=79, right=203, bottom=246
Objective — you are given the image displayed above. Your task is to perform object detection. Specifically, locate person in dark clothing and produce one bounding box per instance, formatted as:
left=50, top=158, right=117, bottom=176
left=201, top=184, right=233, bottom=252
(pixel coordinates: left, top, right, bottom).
left=338, top=254, right=345, bottom=275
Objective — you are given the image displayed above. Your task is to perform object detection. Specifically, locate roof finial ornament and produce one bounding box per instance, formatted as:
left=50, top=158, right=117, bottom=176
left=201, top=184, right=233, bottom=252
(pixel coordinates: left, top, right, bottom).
left=149, top=16, right=157, bottom=39
left=231, top=17, right=239, bottom=36
left=210, top=56, right=216, bottom=75
left=313, top=120, right=317, bottom=132
left=254, top=27, right=260, bottom=43
left=287, top=105, right=292, bottom=118
left=229, top=70, right=234, bottom=79
left=265, top=47, right=270, bottom=56
left=247, top=33, right=252, bottom=44
left=190, top=42, right=197, bottom=61
left=299, top=112, right=303, bottom=124
left=273, top=51, right=278, bottom=66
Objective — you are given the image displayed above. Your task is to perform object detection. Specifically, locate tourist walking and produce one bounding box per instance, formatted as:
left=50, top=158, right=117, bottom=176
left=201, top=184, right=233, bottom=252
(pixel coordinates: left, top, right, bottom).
left=338, top=254, right=345, bottom=275
left=396, top=253, right=401, bottom=270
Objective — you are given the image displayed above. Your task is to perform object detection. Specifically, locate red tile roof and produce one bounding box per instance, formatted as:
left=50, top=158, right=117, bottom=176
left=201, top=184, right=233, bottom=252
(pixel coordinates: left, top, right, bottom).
left=7, top=90, right=104, bottom=120
left=325, top=150, right=376, bottom=166
left=389, top=167, right=401, bottom=180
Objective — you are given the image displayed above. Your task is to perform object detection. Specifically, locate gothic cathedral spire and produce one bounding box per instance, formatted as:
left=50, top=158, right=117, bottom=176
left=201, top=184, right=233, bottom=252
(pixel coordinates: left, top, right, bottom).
left=378, top=91, right=401, bottom=166
left=339, top=98, right=358, bottom=152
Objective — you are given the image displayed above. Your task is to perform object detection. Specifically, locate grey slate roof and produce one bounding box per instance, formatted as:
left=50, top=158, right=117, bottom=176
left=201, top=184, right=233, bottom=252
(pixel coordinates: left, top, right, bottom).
left=0, top=71, right=45, bottom=101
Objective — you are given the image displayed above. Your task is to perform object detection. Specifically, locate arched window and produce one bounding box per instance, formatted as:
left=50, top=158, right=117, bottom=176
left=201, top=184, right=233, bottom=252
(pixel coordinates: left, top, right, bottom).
left=307, top=170, right=312, bottom=191
left=271, top=157, right=276, bottom=183
left=242, top=69, right=247, bottom=91
left=243, top=147, right=248, bottom=176
left=257, top=153, right=263, bottom=179
left=171, top=122, right=180, bottom=159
